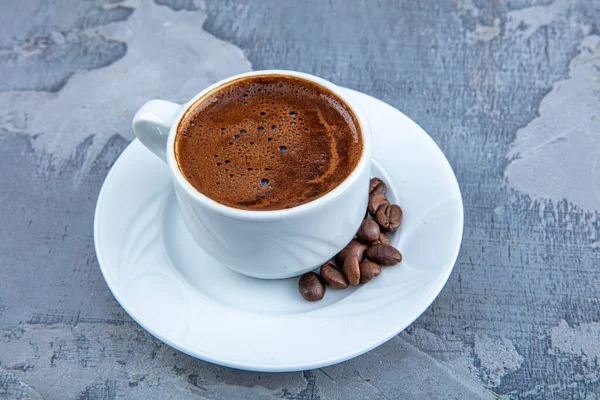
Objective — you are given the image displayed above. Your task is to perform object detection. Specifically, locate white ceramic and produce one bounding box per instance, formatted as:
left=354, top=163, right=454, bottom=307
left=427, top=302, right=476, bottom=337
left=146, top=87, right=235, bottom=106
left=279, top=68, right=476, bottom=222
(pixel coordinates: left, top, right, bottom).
left=95, top=88, right=463, bottom=372
left=133, top=70, right=372, bottom=279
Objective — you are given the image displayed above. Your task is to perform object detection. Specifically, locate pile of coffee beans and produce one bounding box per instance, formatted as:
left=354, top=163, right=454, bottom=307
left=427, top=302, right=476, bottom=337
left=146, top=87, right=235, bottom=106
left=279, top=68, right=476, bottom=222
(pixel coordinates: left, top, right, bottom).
left=299, top=177, right=403, bottom=301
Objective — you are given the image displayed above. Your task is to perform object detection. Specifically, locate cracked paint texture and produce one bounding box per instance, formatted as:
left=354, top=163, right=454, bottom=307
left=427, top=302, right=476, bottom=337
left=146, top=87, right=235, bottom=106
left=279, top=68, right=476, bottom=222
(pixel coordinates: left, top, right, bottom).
left=1, top=0, right=600, bottom=398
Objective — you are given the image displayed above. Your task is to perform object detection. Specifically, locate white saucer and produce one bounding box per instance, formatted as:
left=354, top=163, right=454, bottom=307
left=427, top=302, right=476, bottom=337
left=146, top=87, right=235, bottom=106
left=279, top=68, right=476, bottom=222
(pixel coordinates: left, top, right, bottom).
left=94, top=89, right=463, bottom=372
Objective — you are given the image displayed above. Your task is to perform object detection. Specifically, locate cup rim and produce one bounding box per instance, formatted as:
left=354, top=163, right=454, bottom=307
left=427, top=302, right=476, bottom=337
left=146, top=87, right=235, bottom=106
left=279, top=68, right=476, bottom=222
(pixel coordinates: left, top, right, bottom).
left=166, top=70, right=372, bottom=221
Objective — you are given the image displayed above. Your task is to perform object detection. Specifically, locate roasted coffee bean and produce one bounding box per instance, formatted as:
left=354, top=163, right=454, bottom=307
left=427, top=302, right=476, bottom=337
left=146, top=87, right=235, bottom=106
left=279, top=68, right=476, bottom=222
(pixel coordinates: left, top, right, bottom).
left=335, top=239, right=368, bottom=264
left=368, top=193, right=389, bottom=217
left=369, top=178, right=387, bottom=196
left=377, top=232, right=390, bottom=245
left=298, top=272, right=326, bottom=301
left=357, top=219, right=381, bottom=243
left=343, top=254, right=361, bottom=285
left=320, top=261, right=349, bottom=290
left=376, top=203, right=403, bottom=232
left=359, top=261, right=381, bottom=283
left=365, top=244, right=402, bottom=266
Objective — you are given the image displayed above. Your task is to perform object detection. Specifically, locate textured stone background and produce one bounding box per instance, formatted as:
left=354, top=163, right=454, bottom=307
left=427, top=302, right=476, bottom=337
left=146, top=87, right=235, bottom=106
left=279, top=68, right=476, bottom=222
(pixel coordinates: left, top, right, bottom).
left=1, top=0, right=599, bottom=398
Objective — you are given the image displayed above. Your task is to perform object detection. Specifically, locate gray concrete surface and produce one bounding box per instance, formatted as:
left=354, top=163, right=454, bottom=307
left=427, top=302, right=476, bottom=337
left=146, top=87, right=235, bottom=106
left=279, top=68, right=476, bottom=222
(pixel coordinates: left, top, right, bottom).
left=1, top=0, right=599, bottom=398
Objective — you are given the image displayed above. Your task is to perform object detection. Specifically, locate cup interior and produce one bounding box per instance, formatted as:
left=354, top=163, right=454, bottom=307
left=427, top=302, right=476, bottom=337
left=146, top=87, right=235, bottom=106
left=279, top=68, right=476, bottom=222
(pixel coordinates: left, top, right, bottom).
left=166, top=70, right=373, bottom=220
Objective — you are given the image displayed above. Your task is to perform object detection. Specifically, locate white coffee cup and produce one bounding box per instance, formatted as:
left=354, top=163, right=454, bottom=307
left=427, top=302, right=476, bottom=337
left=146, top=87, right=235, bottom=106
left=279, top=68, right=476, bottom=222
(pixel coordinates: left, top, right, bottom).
left=133, top=70, right=372, bottom=279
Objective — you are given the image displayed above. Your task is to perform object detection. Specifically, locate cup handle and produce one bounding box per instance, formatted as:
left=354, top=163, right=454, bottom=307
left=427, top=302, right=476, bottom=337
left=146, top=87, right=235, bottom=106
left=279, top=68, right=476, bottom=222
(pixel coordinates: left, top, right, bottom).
left=132, top=100, right=183, bottom=162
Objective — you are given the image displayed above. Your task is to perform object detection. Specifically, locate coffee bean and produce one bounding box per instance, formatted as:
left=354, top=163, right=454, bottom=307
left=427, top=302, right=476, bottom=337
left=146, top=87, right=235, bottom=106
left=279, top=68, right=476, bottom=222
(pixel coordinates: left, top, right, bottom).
left=357, top=219, right=380, bottom=243
left=335, top=239, right=368, bottom=264
left=369, top=178, right=387, bottom=196
left=365, top=244, right=402, bottom=266
left=375, top=203, right=403, bottom=232
left=359, top=261, right=381, bottom=283
left=368, top=193, right=389, bottom=217
left=320, top=261, right=349, bottom=290
left=377, top=232, right=390, bottom=245
left=298, top=272, right=326, bottom=301
left=343, top=254, right=361, bottom=285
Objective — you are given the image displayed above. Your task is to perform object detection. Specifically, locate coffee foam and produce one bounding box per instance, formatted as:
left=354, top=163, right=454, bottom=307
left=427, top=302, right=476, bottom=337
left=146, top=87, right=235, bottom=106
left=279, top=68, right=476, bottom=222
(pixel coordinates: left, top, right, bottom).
left=175, top=75, right=362, bottom=211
